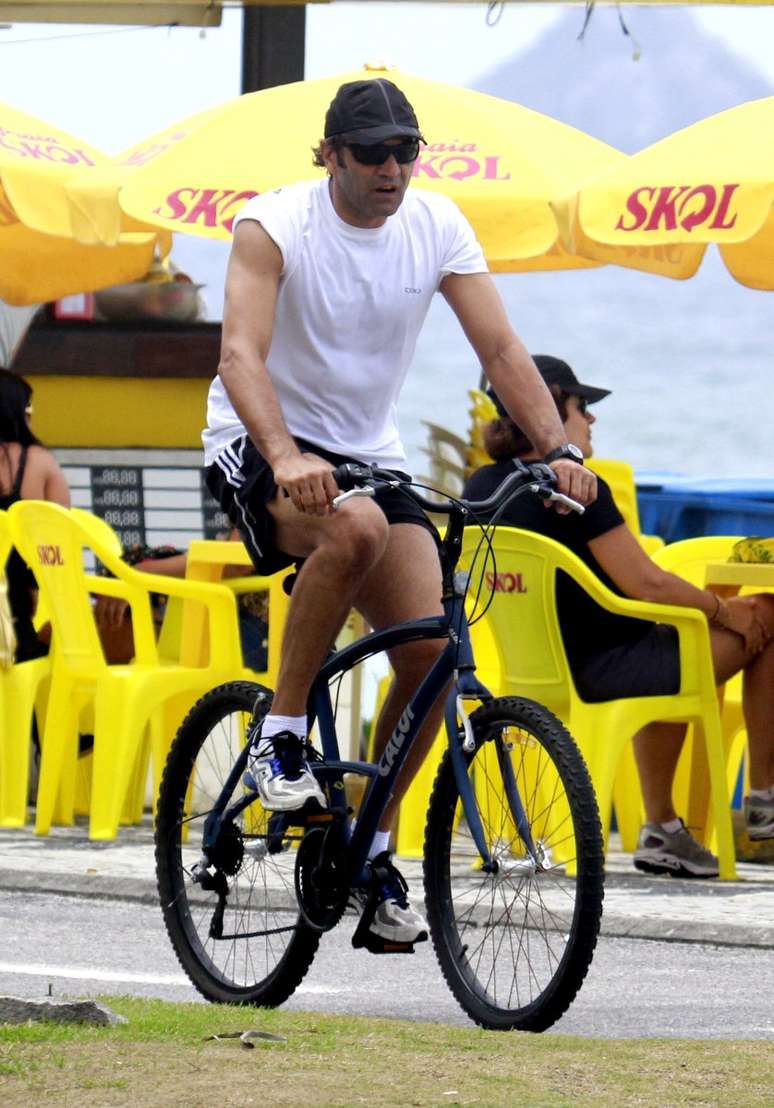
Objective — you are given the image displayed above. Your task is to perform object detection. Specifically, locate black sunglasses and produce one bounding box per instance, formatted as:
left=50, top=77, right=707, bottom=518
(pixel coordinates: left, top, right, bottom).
left=562, top=392, right=589, bottom=415
left=345, top=139, right=420, bottom=166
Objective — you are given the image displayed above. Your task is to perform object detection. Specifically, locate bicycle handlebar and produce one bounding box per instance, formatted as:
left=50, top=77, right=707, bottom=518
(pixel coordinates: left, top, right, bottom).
left=330, top=460, right=585, bottom=517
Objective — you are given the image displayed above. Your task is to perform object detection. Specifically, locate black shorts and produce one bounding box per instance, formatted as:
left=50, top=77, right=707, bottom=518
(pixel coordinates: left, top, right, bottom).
left=572, top=624, right=681, bottom=703
left=205, top=435, right=439, bottom=576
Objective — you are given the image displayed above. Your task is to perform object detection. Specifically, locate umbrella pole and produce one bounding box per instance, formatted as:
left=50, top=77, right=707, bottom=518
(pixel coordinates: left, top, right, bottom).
left=241, top=5, right=306, bottom=93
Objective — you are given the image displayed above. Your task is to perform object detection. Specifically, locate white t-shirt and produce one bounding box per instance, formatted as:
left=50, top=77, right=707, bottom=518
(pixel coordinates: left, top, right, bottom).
left=203, top=178, right=487, bottom=469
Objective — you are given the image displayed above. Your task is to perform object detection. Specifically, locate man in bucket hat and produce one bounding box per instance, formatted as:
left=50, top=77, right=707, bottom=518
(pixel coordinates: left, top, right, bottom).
left=204, top=80, right=597, bottom=947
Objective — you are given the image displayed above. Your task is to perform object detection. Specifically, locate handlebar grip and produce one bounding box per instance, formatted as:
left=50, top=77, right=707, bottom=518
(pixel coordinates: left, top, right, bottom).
left=330, top=462, right=374, bottom=491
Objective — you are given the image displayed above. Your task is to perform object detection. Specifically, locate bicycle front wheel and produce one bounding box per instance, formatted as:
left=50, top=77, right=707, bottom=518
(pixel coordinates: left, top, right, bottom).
left=424, top=696, right=604, bottom=1032
left=155, top=681, right=320, bottom=1006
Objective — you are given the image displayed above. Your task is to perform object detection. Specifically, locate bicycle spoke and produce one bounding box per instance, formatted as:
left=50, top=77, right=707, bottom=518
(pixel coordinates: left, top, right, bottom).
left=425, top=697, right=604, bottom=1031
left=156, top=682, right=320, bottom=1005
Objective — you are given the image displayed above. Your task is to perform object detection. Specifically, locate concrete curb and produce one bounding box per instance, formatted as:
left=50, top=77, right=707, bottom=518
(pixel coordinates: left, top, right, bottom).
left=3, top=867, right=773, bottom=950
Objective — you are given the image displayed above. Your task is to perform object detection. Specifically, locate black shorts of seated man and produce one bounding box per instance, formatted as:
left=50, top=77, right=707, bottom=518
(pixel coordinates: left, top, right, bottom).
left=462, top=354, right=774, bottom=878
left=203, top=82, right=596, bottom=947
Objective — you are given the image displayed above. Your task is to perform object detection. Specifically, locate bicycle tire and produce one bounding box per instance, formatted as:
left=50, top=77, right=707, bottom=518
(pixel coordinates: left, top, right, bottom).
left=155, top=680, right=321, bottom=1006
left=424, top=696, right=604, bottom=1032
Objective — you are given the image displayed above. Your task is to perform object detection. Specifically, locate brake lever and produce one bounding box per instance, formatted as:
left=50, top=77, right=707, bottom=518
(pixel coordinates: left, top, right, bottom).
left=530, top=483, right=585, bottom=515
left=332, top=486, right=376, bottom=510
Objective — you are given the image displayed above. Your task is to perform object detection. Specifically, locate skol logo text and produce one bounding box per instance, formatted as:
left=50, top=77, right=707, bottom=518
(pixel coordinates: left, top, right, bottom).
left=154, top=188, right=259, bottom=233
left=485, top=571, right=527, bottom=594
left=412, top=141, right=511, bottom=183
left=379, top=704, right=415, bottom=777
left=615, top=184, right=740, bottom=234
left=37, top=544, right=64, bottom=566
left=0, top=128, right=96, bottom=167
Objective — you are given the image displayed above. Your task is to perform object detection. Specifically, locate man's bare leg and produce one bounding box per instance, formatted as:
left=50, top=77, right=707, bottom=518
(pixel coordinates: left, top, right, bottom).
left=738, top=596, right=774, bottom=789
left=354, top=523, right=447, bottom=833
left=633, top=598, right=774, bottom=864
left=268, top=494, right=390, bottom=715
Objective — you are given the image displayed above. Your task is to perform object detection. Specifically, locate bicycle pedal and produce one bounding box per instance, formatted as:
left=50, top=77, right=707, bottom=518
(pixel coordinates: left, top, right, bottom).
left=283, top=796, right=330, bottom=827
left=351, top=930, right=416, bottom=955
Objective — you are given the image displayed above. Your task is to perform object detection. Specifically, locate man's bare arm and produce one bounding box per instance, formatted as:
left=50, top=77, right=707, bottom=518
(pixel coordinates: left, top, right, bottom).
left=218, top=220, right=338, bottom=514
left=441, top=271, right=596, bottom=506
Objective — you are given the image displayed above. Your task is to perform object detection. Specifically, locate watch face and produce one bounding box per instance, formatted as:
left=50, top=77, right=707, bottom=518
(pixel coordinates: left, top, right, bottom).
left=566, top=443, right=584, bottom=462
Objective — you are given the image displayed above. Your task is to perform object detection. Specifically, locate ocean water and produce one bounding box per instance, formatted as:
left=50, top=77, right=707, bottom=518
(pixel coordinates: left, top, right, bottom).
left=175, top=236, right=774, bottom=483
left=400, top=249, right=774, bottom=482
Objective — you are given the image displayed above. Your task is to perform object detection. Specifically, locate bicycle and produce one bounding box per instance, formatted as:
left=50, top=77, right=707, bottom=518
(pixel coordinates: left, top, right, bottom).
left=155, top=460, right=605, bottom=1032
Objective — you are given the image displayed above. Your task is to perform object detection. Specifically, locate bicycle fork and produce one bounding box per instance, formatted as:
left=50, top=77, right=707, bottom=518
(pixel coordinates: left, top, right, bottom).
left=445, top=577, right=541, bottom=872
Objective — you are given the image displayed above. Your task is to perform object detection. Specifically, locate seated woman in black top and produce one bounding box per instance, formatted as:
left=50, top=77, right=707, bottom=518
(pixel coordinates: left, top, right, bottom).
left=463, top=354, right=774, bottom=877
left=0, top=368, right=70, bottom=661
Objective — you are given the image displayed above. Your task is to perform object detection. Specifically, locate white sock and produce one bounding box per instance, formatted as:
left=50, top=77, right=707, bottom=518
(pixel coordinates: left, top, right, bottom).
left=368, top=830, right=391, bottom=860
left=351, top=820, right=391, bottom=861
left=748, top=786, right=774, bottom=802
left=660, top=817, right=683, bottom=834
left=258, top=714, right=307, bottom=742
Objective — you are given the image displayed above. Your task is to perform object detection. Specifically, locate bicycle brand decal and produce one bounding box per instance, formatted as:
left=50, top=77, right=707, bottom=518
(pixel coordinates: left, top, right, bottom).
left=37, top=544, right=64, bottom=566
left=378, top=704, right=415, bottom=777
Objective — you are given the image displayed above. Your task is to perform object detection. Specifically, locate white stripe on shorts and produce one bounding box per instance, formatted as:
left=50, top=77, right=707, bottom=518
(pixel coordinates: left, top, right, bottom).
left=233, top=490, right=262, bottom=557
left=215, top=445, right=245, bottom=488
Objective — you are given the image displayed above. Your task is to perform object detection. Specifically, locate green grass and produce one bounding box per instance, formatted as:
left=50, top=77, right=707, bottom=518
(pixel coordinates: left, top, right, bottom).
left=1, top=996, right=772, bottom=1107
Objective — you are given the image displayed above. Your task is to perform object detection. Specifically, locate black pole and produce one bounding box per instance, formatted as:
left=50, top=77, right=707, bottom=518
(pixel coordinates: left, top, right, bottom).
left=241, top=4, right=306, bottom=93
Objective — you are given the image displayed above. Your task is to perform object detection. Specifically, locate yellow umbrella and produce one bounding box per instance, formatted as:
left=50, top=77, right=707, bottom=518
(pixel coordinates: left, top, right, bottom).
left=69, top=66, right=626, bottom=273
left=0, top=102, right=168, bottom=305
left=558, top=96, right=774, bottom=288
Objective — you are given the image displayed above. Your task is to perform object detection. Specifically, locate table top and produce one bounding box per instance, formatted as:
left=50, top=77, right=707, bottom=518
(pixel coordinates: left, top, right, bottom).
left=187, top=539, right=253, bottom=569
left=704, top=561, right=774, bottom=588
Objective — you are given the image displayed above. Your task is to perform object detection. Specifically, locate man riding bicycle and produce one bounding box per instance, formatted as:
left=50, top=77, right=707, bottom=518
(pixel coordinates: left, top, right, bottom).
left=204, top=77, right=597, bottom=947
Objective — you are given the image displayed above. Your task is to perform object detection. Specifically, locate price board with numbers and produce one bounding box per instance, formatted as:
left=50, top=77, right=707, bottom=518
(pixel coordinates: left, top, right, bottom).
left=57, top=449, right=231, bottom=551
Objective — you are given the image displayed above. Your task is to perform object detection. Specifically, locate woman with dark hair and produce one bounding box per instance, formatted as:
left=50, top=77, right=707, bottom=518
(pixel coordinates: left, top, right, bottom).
left=0, top=368, right=70, bottom=660
left=464, top=354, right=774, bottom=877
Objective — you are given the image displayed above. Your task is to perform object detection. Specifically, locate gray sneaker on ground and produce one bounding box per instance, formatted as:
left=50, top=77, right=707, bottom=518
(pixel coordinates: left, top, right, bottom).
left=744, top=795, right=774, bottom=841
left=633, top=819, right=719, bottom=878
left=245, top=730, right=327, bottom=812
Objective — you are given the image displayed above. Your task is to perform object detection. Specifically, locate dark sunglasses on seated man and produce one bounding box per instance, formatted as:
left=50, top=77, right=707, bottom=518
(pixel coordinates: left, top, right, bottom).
left=345, top=138, right=421, bottom=166
left=563, top=393, right=589, bottom=415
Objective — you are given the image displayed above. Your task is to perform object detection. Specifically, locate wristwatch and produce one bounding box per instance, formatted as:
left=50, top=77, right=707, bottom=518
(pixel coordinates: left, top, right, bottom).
left=543, top=443, right=584, bottom=466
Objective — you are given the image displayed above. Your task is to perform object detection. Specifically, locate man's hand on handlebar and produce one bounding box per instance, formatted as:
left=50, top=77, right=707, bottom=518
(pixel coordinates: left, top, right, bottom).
left=274, top=452, right=340, bottom=516
left=547, top=459, right=597, bottom=514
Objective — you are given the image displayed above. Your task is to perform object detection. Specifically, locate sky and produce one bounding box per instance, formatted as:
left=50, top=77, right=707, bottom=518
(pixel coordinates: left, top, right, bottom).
left=2, top=3, right=774, bottom=154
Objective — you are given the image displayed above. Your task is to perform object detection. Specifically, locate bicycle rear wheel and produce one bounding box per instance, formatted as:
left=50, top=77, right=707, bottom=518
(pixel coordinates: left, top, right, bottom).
left=424, top=696, right=604, bottom=1032
left=155, top=681, right=321, bottom=1005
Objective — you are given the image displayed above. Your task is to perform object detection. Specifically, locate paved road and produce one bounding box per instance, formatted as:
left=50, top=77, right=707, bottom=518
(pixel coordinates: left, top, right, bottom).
left=2, top=889, right=772, bottom=1039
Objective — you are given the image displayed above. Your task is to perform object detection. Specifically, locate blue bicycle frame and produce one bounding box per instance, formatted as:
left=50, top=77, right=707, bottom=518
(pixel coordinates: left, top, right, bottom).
left=202, top=573, right=540, bottom=881
left=200, top=462, right=558, bottom=880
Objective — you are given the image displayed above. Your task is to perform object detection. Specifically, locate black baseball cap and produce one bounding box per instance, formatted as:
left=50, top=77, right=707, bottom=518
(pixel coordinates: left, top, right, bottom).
left=487, top=354, right=611, bottom=416
left=324, top=78, right=424, bottom=145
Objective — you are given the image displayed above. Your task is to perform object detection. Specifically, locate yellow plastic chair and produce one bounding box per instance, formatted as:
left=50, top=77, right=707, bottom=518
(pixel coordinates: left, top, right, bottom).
left=9, top=501, right=243, bottom=840
left=644, top=536, right=758, bottom=851
left=0, top=510, right=52, bottom=828
left=467, top=387, right=498, bottom=472
left=587, top=457, right=664, bottom=554
left=460, top=526, right=737, bottom=879
left=183, top=539, right=291, bottom=692
left=68, top=509, right=184, bottom=822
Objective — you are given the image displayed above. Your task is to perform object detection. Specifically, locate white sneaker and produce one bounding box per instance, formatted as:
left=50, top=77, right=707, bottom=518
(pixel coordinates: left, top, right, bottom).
left=245, top=730, right=326, bottom=812
left=367, top=852, right=428, bottom=944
